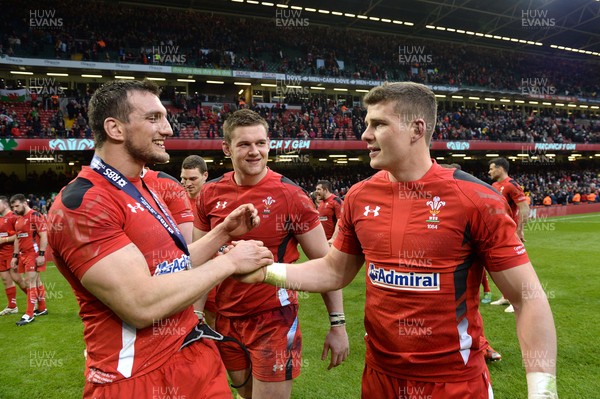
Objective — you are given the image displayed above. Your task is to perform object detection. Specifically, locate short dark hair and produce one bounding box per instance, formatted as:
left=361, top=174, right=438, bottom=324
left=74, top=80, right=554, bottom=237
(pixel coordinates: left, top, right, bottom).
left=181, top=155, right=208, bottom=174
left=317, top=180, right=332, bottom=192
left=0, top=196, right=8, bottom=205
left=88, top=80, right=161, bottom=149
left=223, top=109, right=269, bottom=144
left=9, top=193, right=26, bottom=204
left=489, top=157, right=510, bottom=173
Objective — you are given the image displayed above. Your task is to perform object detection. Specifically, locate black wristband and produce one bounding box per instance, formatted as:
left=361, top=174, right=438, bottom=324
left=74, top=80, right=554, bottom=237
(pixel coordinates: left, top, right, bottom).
left=38, top=251, right=45, bottom=256
left=13, top=253, right=18, bottom=258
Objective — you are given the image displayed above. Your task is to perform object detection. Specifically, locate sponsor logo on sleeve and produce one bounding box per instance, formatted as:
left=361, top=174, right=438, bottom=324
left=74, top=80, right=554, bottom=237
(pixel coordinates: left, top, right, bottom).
left=154, top=254, right=191, bottom=276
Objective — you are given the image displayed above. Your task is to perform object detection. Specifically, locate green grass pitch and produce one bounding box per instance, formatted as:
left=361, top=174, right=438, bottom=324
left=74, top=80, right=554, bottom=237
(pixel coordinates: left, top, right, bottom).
left=0, top=213, right=598, bottom=398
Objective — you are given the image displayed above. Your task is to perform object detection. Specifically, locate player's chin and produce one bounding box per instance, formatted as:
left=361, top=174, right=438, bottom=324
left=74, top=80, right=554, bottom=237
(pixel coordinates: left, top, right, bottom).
left=151, top=152, right=170, bottom=164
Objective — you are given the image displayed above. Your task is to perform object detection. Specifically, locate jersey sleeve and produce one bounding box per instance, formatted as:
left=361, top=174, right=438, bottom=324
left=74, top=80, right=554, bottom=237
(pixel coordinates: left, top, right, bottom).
left=194, top=187, right=211, bottom=232
left=467, top=190, right=530, bottom=272
left=288, top=186, right=321, bottom=235
left=332, top=189, right=363, bottom=255
left=49, top=192, right=134, bottom=280
left=506, top=180, right=527, bottom=204
left=162, top=180, right=194, bottom=225
left=333, top=197, right=343, bottom=221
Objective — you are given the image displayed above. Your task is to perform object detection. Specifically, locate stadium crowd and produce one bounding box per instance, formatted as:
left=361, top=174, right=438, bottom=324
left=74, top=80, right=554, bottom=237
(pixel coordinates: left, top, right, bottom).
left=2, top=0, right=600, bottom=97
left=6, top=164, right=598, bottom=213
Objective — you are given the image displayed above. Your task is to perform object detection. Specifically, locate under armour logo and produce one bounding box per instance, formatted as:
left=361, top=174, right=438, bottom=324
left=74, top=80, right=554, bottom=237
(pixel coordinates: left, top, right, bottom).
left=215, top=201, right=228, bottom=209
left=272, top=364, right=284, bottom=372
left=127, top=202, right=145, bottom=213
left=364, top=206, right=380, bottom=217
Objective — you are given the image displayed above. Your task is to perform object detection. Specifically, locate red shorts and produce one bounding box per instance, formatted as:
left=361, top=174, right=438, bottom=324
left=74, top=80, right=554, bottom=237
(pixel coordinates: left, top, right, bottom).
left=216, top=305, right=302, bottom=382
left=17, top=253, right=46, bottom=274
left=362, top=364, right=493, bottom=399
left=0, top=258, right=11, bottom=272
left=205, top=287, right=217, bottom=313
left=83, top=339, right=232, bottom=399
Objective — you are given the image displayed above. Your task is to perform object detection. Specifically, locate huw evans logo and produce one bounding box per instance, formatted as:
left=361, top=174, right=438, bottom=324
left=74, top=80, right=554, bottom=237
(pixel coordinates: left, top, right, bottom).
left=520, top=78, right=556, bottom=95
left=29, top=10, right=63, bottom=29
left=152, top=45, right=187, bottom=64
left=275, top=9, right=309, bottom=28
left=398, top=45, right=433, bottom=65
left=521, top=9, right=556, bottom=28
left=368, top=263, right=440, bottom=291
left=29, top=78, right=64, bottom=96
left=276, top=76, right=309, bottom=96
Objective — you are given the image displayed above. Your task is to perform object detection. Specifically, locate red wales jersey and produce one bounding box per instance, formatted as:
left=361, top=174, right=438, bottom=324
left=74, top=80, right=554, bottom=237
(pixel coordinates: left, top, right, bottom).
left=14, top=209, right=47, bottom=255
left=0, top=211, right=17, bottom=260
left=317, top=194, right=343, bottom=240
left=195, top=168, right=321, bottom=317
left=48, top=167, right=197, bottom=385
left=142, top=169, right=194, bottom=225
left=492, top=176, right=527, bottom=224
left=333, top=162, right=530, bottom=382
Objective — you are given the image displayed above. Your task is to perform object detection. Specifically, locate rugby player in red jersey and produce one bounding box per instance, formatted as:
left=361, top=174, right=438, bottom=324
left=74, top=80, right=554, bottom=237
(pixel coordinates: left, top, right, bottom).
left=240, top=82, right=558, bottom=399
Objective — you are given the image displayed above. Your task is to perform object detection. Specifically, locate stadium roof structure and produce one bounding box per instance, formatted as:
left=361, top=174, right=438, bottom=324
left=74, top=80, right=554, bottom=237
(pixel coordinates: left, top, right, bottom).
left=123, top=0, right=600, bottom=58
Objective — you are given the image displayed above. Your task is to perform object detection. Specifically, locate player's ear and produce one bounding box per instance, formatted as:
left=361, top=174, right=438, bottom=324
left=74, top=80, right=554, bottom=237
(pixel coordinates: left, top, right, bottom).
left=411, top=119, right=426, bottom=143
left=222, top=141, right=231, bottom=157
left=104, top=117, right=125, bottom=143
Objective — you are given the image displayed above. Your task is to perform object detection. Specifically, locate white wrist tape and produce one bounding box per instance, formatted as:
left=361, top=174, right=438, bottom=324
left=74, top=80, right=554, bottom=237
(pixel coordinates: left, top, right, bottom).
left=264, top=263, right=287, bottom=287
left=527, top=372, right=558, bottom=399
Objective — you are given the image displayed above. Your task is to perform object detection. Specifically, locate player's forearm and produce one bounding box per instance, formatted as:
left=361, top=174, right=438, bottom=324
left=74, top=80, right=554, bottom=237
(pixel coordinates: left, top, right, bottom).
left=514, top=293, right=557, bottom=375
left=120, top=256, right=235, bottom=328
left=320, top=290, right=345, bottom=315
left=188, top=223, right=230, bottom=266
left=518, top=203, right=530, bottom=227
left=283, top=257, right=350, bottom=293
left=39, top=233, right=48, bottom=252
left=1, top=235, right=16, bottom=244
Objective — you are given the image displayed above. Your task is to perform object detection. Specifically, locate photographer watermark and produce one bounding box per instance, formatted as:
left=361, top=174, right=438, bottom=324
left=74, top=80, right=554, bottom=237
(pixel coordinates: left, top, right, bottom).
left=152, top=386, right=187, bottom=399
left=524, top=215, right=556, bottom=232
left=522, top=281, right=556, bottom=300
left=522, top=349, right=556, bottom=369
left=398, top=45, right=433, bottom=65
left=152, top=318, right=187, bottom=336
left=520, top=77, right=556, bottom=96
left=28, top=146, right=64, bottom=163
left=275, top=76, right=309, bottom=98
left=275, top=8, right=309, bottom=28
left=275, top=213, right=310, bottom=233
left=29, top=9, right=63, bottom=29
left=398, top=318, right=432, bottom=337
left=151, top=45, right=187, bottom=65
left=28, top=78, right=65, bottom=96
left=273, top=349, right=309, bottom=372
left=519, top=147, right=556, bottom=165
left=30, top=350, right=64, bottom=367
left=522, top=9, right=556, bottom=28
left=399, top=386, right=432, bottom=399
left=398, top=249, right=433, bottom=269
left=397, top=181, right=433, bottom=201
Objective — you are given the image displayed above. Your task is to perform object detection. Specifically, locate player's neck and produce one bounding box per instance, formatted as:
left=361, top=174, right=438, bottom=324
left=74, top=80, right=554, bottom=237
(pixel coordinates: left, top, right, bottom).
left=94, top=148, right=144, bottom=180
left=233, top=168, right=268, bottom=186
left=387, top=155, right=433, bottom=183
left=0, top=209, right=8, bottom=217
left=498, top=174, right=509, bottom=182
